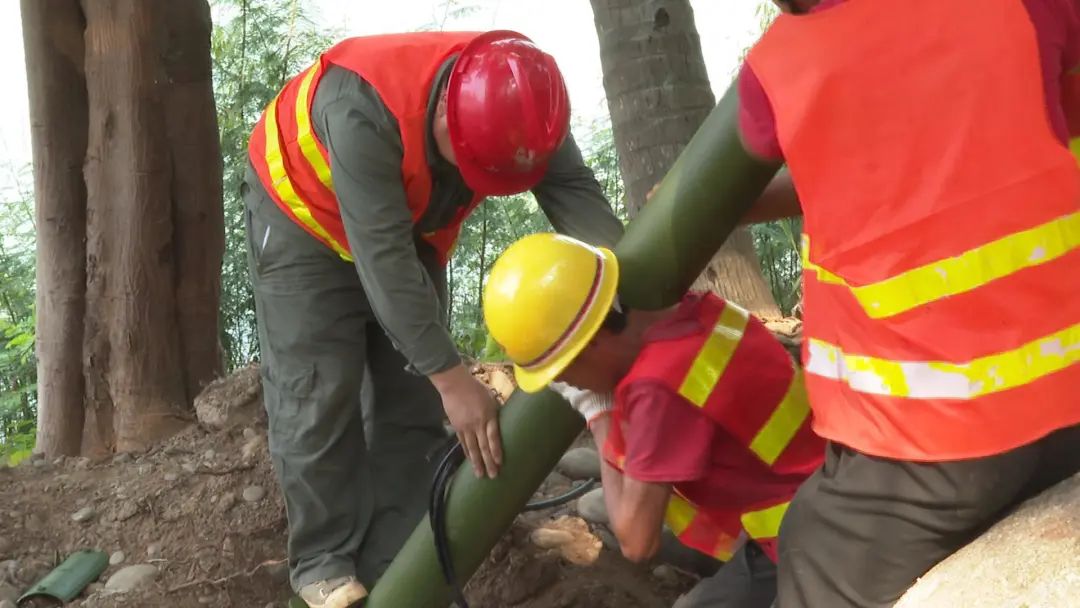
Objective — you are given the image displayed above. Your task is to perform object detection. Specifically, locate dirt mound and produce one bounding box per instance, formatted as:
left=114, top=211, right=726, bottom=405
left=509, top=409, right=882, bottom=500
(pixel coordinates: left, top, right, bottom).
left=1, top=367, right=695, bottom=607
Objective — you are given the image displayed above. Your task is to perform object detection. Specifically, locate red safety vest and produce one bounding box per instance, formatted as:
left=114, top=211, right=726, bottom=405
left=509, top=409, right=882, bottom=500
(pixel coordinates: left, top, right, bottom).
left=747, top=0, right=1080, bottom=461
left=248, top=32, right=485, bottom=265
left=606, top=294, right=824, bottom=563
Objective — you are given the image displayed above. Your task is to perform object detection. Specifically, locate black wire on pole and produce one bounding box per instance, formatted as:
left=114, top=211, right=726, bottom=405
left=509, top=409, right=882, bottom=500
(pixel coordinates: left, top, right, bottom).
left=429, top=439, right=600, bottom=608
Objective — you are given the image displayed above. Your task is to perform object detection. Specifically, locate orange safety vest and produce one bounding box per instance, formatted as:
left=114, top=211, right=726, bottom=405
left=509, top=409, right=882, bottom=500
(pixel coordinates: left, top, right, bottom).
left=746, top=0, right=1080, bottom=461
left=606, top=294, right=824, bottom=562
left=248, top=32, right=485, bottom=265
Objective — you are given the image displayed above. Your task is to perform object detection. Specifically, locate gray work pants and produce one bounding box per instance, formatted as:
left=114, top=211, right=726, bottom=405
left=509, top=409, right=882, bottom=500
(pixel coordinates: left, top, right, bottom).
left=243, top=176, right=448, bottom=591
left=672, top=542, right=777, bottom=608
left=775, top=424, right=1080, bottom=608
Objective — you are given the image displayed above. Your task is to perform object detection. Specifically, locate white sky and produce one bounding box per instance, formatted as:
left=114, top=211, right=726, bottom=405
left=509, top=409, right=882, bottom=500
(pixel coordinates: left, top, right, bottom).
left=0, top=1, right=769, bottom=197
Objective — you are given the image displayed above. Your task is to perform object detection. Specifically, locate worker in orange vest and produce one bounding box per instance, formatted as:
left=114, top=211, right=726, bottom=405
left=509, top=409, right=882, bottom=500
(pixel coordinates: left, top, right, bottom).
left=720, top=0, right=1080, bottom=605
left=243, top=31, right=622, bottom=607
left=483, top=233, right=826, bottom=608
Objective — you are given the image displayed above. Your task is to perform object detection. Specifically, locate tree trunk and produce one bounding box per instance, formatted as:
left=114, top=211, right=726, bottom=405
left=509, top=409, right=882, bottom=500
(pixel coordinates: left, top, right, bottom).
left=162, top=0, right=226, bottom=400
left=82, top=0, right=190, bottom=453
left=24, top=0, right=224, bottom=457
left=21, top=0, right=89, bottom=456
left=590, top=0, right=782, bottom=319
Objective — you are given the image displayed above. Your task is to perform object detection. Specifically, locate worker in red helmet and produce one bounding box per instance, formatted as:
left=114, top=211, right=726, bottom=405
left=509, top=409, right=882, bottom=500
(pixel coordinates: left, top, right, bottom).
left=243, top=31, right=622, bottom=608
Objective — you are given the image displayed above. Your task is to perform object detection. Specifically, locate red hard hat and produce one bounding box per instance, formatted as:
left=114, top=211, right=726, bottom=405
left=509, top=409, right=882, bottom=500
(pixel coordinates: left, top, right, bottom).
left=446, top=31, right=571, bottom=196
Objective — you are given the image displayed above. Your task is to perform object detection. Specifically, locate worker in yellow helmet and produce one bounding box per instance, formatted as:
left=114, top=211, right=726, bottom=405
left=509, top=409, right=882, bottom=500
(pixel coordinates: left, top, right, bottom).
left=483, top=233, right=824, bottom=608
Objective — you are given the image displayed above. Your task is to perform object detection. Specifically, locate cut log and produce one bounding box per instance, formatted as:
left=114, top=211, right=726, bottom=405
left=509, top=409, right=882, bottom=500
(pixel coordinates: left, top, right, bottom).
left=897, top=473, right=1080, bottom=608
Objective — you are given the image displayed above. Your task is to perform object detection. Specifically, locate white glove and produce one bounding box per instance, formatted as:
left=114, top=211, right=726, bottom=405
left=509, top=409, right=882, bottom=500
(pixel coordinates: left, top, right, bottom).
left=550, top=382, right=614, bottom=425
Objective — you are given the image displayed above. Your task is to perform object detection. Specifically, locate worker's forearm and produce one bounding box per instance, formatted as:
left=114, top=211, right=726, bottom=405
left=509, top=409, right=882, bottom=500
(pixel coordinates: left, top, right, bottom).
left=588, top=417, right=626, bottom=522
left=532, top=134, right=625, bottom=248
left=739, top=169, right=802, bottom=225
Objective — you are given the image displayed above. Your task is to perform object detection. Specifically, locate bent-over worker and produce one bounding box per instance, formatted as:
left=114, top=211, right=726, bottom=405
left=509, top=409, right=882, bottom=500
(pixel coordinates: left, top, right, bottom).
left=243, top=31, right=623, bottom=608
left=483, top=233, right=826, bottom=608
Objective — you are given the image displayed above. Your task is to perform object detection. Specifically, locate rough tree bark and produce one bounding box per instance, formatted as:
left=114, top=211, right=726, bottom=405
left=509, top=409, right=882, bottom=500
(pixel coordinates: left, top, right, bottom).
left=23, top=0, right=224, bottom=457
left=590, top=0, right=783, bottom=319
left=162, top=1, right=226, bottom=404
left=22, top=0, right=89, bottom=456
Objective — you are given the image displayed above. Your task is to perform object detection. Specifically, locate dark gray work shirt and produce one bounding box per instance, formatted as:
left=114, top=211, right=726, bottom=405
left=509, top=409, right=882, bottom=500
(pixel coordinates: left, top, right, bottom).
left=274, top=59, right=624, bottom=376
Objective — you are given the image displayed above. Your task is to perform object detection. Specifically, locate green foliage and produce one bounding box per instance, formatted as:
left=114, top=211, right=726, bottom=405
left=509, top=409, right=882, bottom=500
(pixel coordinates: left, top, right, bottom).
left=0, top=178, right=38, bottom=463
left=211, top=0, right=333, bottom=370
left=751, top=218, right=803, bottom=315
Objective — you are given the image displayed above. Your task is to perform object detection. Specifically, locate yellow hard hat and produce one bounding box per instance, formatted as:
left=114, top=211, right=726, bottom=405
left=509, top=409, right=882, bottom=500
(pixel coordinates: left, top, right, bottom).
left=483, top=233, right=619, bottom=393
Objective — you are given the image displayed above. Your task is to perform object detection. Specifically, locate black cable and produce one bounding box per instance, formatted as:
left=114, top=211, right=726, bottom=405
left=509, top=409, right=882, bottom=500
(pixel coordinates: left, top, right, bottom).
left=429, top=438, right=598, bottom=608
left=523, top=477, right=596, bottom=511
left=430, top=439, right=470, bottom=608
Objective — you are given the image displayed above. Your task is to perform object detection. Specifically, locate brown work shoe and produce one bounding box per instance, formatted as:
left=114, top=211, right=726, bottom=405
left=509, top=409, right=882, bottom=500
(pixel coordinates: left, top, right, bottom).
left=298, top=576, right=368, bottom=608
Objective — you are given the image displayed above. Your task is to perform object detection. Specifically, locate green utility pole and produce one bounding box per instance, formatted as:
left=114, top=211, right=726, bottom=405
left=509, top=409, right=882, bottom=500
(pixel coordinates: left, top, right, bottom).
left=364, top=83, right=780, bottom=608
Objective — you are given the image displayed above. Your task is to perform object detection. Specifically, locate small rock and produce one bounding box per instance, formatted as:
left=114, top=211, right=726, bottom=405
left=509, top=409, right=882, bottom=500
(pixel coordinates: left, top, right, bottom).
left=216, top=492, right=237, bottom=513
left=74, top=457, right=91, bottom=470
left=221, top=537, right=234, bottom=555
left=242, top=485, right=266, bottom=503
left=242, top=427, right=258, bottom=441
left=109, top=551, right=126, bottom=566
left=105, top=564, right=158, bottom=592
left=0, top=560, right=18, bottom=580
left=530, top=528, right=575, bottom=549
left=0, top=582, right=17, bottom=603
left=557, top=447, right=601, bottom=480
left=652, top=564, right=681, bottom=586
left=264, top=603, right=276, bottom=608
left=32, top=459, right=48, bottom=468
left=0, top=599, right=15, bottom=608
left=86, top=582, right=105, bottom=596
left=163, top=472, right=178, bottom=482
left=576, top=487, right=608, bottom=525
left=52, top=456, right=67, bottom=466
left=71, top=506, right=96, bottom=523
left=203, top=449, right=216, bottom=461
left=113, top=501, right=139, bottom=522
left=112, top=452, right=133, bottom=465
left=595, top=526, right=620, bottom=551
left=137, top=465, right=150, bottom=475
left=198, top=595, right=214, bottom=604
left=146, top=543, right=162, bottom=559
left=30, top=452, right=46, bottom=463
left=241, top=436, right=266, bottom=461
left=182, top=462, right=198, bottom=474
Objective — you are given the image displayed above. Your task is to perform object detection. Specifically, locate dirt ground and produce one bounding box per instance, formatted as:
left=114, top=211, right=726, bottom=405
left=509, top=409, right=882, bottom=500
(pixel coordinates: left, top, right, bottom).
left=0, top=364, right=695, bottom=608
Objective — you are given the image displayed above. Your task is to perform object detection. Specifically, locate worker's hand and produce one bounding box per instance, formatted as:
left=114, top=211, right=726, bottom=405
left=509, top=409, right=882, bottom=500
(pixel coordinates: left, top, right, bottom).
left=550, top=382, right=613, bottom=426
left=430, top=364, right=502, bottom=479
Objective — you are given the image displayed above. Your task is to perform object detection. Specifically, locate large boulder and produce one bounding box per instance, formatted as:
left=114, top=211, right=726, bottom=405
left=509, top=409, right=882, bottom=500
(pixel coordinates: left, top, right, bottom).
left=896, top=473, right=1080, bottom=608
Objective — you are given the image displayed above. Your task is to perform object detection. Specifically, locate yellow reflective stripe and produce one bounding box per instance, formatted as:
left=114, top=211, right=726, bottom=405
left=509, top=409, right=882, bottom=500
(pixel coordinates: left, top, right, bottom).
left=664, top=494, right=696, bottom=536
left=748, top=369, right=810, bottom=465
left=802, top=211, right=1080, bottom=319
left=678, top=303, right=750, bottom=407
left=263, top=88, right=351, bottom=261
left=294, top=62, right=335, bottom=193
left=1070, top=137, right=1080, bottom=162
left=805, top=319, right=1080, bottom=400
left=664, top=495, right=735, bottom=561
left=740, top=502, right=789, bottom=540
